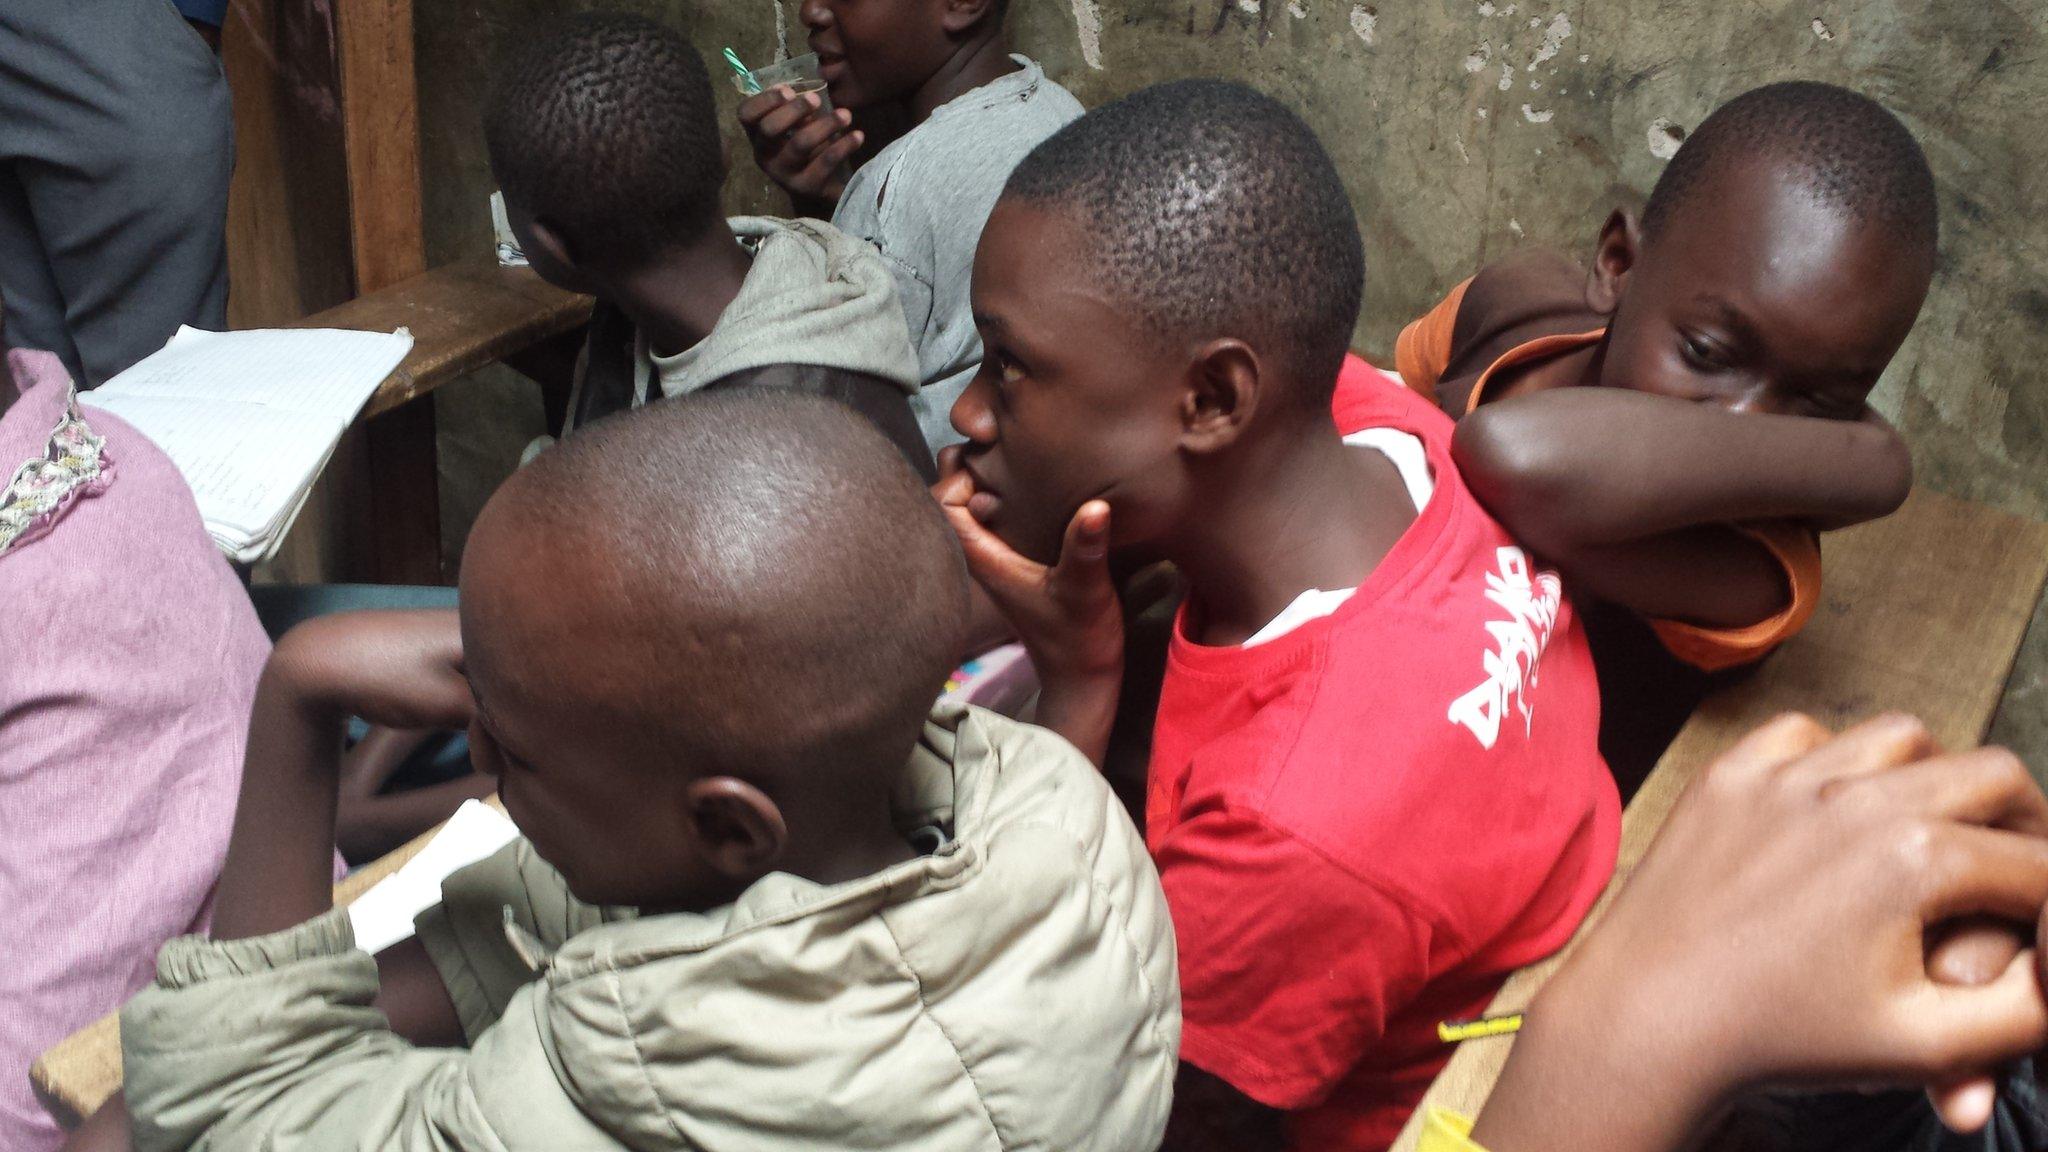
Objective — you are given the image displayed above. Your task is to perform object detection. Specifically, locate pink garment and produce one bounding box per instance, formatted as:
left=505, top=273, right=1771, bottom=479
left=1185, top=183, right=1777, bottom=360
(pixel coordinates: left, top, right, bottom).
left=0, top=350, right=270, bottom=1149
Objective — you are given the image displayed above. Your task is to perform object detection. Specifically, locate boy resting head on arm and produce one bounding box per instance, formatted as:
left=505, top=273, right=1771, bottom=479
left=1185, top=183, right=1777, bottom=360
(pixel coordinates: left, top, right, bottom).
left=113, top=391, right=1179, bottom=1151
left=1400, top=81, right=1932, bottom=673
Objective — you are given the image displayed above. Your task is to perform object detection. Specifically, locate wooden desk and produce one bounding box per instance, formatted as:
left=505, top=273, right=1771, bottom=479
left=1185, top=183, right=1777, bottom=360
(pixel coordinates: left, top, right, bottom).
left=296, top=258, right=591, bottom=584
left=1389, top=487, right=2048, bottom=1150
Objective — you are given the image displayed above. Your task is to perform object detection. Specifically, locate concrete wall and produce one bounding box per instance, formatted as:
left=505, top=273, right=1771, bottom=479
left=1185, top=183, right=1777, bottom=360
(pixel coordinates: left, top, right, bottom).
left=417, top=0, right=2048, bottom=752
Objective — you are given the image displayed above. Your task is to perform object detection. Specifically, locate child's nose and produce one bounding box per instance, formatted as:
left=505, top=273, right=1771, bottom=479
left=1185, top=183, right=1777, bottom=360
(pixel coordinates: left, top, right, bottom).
left=951, top=380, right=997, bottom=443
left=799, top=0, right=831, bottom=31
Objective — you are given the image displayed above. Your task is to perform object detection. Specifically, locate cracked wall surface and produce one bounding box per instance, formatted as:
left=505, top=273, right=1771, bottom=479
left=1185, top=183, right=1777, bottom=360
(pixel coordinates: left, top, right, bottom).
left=419, top=0, right=2048, bottom=768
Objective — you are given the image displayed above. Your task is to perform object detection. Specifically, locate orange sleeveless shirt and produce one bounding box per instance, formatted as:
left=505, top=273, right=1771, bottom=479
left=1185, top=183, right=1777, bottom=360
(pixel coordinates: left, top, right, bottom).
left=1391, top=281, right=1823, bottom=673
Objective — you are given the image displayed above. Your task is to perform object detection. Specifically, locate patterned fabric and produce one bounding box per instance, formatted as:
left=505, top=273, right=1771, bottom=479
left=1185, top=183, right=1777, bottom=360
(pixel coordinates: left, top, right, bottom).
left=0, top=387, right=109, bottom=556
left=0, top=348, right=270, bottom=1152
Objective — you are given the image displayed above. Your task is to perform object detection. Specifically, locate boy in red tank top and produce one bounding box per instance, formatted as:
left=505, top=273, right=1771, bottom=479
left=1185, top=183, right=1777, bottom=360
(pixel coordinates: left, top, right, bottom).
left=936, top=81, right=1619, bottom=1152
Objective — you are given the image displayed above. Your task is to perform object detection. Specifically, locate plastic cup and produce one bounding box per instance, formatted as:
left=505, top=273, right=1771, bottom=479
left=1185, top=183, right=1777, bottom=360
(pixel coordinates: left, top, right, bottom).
left=737, top=53, right=833, bottom=112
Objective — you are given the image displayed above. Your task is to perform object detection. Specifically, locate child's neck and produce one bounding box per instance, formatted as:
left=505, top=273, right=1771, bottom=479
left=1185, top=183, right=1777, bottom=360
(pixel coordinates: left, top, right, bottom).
left=905, top=27, right=1017, bottom=124
left=1168, top=422, right=1417, bottom=647
left=780, top=787, right=922, bottom=889
left=608, top=228, right=756, bottom=358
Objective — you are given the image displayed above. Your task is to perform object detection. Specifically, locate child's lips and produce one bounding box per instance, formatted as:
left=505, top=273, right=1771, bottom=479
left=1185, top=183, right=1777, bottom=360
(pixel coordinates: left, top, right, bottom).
left=818, top=54, right=847, bottom=83
left=967, top=490, right=1002, bottom=524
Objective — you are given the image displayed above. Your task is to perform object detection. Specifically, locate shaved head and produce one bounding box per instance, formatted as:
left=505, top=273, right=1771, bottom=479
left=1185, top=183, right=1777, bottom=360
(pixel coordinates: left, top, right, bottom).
left=462, top=391, right=969, bottom=791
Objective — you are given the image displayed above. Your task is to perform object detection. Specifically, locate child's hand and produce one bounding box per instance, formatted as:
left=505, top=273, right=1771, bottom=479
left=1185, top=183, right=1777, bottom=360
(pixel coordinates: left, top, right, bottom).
left=935, top=464, right=1122, bottom=763
left=934, top=466, right=1122, bottom=685
left=1474, top=713, right=2048, bottom=1152
left=738, top=85, right=863, bottom=205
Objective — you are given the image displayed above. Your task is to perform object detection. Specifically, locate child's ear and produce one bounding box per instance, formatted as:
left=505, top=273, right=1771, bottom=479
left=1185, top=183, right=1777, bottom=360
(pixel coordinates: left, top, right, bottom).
left=1586, top=208, right=1642, bottom=317
left=939, top=0, right=1000, bottom=36
left=525, top=217, right=586, bottom=284
left=684, top=777, right=790, bottom=878
left=1177, top=338, right=1260, bottom=456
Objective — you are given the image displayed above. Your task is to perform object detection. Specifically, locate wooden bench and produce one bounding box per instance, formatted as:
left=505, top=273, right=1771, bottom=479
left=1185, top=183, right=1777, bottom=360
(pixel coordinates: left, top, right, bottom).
left=290, top=257, right=591, bottom=584
left=316, top=257, right=591, bottom=423
left=28, top=804, right=503, bottom=1127
left=1389, top=486, right=2048, bottom=1151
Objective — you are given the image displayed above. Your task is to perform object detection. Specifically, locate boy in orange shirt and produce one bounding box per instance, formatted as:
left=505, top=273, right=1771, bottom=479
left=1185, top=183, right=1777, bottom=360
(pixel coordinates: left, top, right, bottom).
left=1398, top=81, right=1927, bottom=680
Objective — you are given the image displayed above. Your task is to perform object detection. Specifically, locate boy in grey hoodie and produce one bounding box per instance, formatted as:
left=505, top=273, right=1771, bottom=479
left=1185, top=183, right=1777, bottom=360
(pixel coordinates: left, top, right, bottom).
left=111, top=392, right=1180, bottom=1151
left=490, top=14, right=935, bottom=479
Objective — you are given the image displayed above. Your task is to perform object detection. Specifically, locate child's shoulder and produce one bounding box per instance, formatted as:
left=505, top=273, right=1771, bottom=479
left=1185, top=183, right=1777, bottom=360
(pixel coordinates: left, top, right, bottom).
left=895, top=59, right=1081, bottom=169
left=1434, top=248, right=1601, bottom=407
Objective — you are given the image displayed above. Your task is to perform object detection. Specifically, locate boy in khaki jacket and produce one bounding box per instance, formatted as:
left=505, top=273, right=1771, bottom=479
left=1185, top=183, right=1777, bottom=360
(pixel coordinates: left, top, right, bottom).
left=111, top=392, right=1180, bottom=1151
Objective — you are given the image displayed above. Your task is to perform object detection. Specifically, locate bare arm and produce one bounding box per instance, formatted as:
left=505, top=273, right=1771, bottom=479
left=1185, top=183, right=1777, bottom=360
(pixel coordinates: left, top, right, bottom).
left=210, top=612, right=472, bottom=942
left=371, top=937, right=467, bottom=1048
left=1454, top=390, right=1910, bottom=626
left=1454, top=389, right=1911, bottom=539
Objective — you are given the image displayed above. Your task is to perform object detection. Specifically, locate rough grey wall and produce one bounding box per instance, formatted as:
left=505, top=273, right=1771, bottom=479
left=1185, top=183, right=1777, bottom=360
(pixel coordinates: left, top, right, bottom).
left=419, top=0, right=2048, bottom=754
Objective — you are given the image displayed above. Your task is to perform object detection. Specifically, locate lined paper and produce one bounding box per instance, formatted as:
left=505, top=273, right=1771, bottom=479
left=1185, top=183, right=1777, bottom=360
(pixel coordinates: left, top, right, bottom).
left=81, top=326, right=412, bottom=563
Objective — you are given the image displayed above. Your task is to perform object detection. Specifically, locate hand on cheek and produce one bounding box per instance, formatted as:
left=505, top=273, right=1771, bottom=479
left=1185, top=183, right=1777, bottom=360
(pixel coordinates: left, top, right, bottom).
left=936, top=464, right=1123, bottom=763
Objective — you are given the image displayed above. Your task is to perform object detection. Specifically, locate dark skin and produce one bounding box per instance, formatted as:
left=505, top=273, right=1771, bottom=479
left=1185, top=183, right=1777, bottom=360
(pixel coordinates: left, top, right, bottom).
left=70, top=716, right=2046, bottom=1152
left=938, top=197, right=1418, bottom=1139
left=1470, top=713, right=2048, bottom=1152
left=63, top=499, right=929, bottom=1148
left=502, top=196, right=935, bottom=480
left=1447, top=157, right=1923, bottom=629
left=737, top=0, right=1019, bottom=208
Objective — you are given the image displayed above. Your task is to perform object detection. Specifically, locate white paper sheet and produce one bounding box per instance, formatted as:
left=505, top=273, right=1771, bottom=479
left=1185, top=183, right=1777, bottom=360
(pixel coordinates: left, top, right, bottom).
left=346, top=800, right=521, bottom=955
left=80, top=325, right=412, bottom=561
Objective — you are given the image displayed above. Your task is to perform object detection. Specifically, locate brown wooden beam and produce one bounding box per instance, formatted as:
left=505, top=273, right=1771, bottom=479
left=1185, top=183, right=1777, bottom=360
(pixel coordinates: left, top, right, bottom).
left=335, top=0, right=437, bottom=583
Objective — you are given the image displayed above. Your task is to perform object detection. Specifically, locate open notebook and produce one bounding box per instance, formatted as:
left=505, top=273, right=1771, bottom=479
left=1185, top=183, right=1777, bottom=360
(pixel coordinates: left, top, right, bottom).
left=80, top=326, right=414, bottom=564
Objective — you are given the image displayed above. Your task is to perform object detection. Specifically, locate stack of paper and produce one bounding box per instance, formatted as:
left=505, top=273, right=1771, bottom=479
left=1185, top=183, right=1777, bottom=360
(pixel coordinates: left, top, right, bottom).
left=81, top=326, right=413, bottom=564
left=347, top=800, right=522, bottom=954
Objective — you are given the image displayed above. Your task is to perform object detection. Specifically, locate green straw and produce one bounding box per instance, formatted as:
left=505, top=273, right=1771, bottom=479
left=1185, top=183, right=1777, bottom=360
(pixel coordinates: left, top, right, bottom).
left=722, top=48, right=760, bottom=94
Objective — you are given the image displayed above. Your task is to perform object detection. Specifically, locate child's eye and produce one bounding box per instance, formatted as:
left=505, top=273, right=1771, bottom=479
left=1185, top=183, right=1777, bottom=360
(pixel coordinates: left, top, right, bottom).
left=998, top=352, right=1026, bottom=385
left=1678, top=334, right=1728, bottom=370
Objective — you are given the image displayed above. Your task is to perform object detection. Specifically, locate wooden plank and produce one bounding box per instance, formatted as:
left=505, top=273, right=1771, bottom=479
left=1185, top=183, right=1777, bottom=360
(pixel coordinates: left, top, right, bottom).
left=292, top=255, right=588, bottom=585
left=1389, top=488, right=2048, bottom=1151
left=335, top=0, right=425, bottom=295
left=295, top=258, right=592, bottom=420
left=224, top=0, right=361, bottom=586
left=335, top=0, right=431, bottom=582
left=29, top=800, right=506, bottom=1125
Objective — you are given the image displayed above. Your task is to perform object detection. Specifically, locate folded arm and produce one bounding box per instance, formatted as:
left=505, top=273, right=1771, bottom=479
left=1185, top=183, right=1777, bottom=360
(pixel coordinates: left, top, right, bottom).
left=1453, top=390, right=1910, bottom=627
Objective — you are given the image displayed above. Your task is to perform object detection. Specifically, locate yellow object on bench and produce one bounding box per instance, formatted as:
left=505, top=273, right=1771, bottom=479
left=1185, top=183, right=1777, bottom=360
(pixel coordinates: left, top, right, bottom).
left=28, top=800, right=505, bottom=1127
left=1389, top=487, right=2048, bottom=1151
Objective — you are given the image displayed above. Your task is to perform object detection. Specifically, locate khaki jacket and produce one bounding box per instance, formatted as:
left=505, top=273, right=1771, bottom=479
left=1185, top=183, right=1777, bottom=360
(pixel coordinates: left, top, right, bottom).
left=122, top=704, right=1180, bottom=1151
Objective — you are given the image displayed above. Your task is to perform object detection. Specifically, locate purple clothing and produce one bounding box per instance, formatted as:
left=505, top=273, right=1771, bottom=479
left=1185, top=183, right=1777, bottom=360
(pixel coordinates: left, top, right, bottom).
left=0, top=350, right=268, bottom=1149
